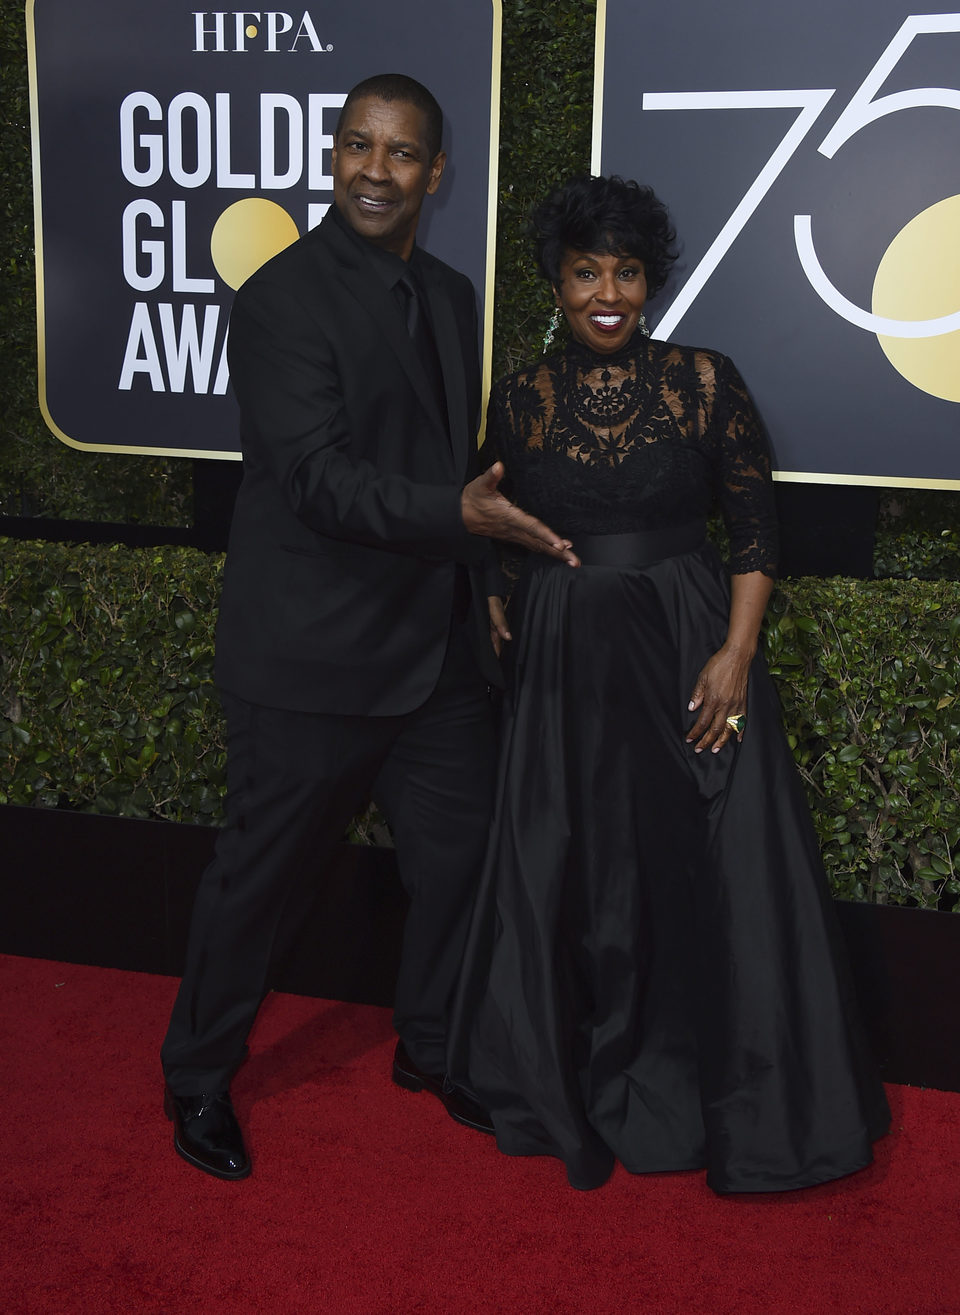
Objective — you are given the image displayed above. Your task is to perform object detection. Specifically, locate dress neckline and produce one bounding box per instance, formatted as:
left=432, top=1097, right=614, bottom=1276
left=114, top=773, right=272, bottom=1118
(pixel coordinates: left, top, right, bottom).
left=561, top=328, right=652, bottom=371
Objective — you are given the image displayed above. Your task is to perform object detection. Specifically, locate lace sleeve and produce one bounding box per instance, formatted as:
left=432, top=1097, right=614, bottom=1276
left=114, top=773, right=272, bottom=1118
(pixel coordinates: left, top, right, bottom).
left=478, top=381, right=508, bottom=482
left=479, top=381, right=527, bottom=596
left=705, top=353, right=779, bottom=578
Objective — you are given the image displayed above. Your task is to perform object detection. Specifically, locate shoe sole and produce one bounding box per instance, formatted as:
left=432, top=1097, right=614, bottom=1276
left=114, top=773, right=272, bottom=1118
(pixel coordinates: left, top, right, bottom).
left=445, top=1106, right=496, bottom=1136
left=392, top=1062, right=435, bottom=1096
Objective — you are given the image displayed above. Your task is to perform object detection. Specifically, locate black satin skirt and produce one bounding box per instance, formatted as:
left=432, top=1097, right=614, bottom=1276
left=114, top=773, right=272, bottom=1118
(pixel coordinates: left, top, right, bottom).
left=448, top=533, right=890, bottom=1193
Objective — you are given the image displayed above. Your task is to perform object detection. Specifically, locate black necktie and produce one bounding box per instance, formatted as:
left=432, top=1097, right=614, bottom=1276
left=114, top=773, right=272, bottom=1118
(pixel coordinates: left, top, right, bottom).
left=397, top=272, right=465, bottom=622
left=398, top=271, right=447, bottom=430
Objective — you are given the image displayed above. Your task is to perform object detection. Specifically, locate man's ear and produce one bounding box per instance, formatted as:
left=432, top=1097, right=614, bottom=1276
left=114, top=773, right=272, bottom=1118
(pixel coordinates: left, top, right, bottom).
left=426, top=150, right=447, bottom=196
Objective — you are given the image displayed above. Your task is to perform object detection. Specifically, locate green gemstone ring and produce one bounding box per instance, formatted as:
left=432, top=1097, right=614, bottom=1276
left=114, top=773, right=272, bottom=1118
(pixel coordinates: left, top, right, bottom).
left=725, top=714, right=746, bottom=735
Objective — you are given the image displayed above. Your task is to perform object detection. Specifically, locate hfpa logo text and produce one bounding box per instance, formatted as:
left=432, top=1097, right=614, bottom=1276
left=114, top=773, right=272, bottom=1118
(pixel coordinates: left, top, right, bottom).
left=192, top=11, right=333, bottom=52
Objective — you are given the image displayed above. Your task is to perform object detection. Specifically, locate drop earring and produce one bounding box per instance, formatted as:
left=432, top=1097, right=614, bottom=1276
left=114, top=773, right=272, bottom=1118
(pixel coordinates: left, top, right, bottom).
left=542, top=307, right=563, bottom=353
left=638, top=311, right=650, bottom=338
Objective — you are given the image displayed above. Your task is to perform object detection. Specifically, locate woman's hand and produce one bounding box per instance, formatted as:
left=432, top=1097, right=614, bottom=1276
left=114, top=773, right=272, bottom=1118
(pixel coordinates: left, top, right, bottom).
left=488, top=595, right=511, bottom=657
left=685, top=643, right=752, bottom=754
left=686, top=570, right=773, bottom=753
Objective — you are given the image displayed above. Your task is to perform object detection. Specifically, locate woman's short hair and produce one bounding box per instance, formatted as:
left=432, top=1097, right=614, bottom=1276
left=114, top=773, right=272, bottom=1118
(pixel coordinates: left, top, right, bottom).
left=532, top=174, right=678, bottom=298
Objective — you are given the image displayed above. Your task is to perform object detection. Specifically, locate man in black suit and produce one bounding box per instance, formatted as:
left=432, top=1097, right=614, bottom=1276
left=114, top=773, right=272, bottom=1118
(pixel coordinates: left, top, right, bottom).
left=160, top=73, right=577, bottom=1179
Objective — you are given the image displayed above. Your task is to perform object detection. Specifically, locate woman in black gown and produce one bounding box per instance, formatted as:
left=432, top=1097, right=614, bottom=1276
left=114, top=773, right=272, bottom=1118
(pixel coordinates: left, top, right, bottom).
left=449, top=175, right=890, bottom=1194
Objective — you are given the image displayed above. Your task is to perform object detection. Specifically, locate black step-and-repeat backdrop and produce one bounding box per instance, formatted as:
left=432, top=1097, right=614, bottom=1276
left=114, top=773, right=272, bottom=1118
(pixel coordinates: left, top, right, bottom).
left=594, top=1, right=960, bottom=486
left=28, top=1, right=501, bottom=458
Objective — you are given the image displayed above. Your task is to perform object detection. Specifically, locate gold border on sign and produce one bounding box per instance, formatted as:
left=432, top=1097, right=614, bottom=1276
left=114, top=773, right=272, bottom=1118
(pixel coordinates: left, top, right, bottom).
left=479, top=0, right=503, bottom=441
left=772, top=471, right=960, bottom=489
left=589, top=0, right=960, bottom=491
left=26, top=0, right=243, bottom=460
left=590, top=0, right=606, bottom=174
left=27, top=0, right=503, bottom=462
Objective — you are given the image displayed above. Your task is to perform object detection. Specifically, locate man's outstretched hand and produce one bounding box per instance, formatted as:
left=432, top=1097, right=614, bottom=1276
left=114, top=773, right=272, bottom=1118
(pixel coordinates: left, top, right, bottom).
left=462, top=463, right=579, bottom=566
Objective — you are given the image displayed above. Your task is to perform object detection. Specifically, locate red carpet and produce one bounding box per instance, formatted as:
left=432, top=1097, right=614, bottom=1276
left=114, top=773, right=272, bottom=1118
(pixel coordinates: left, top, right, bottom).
left=1, top=954, right=959, bottom=1314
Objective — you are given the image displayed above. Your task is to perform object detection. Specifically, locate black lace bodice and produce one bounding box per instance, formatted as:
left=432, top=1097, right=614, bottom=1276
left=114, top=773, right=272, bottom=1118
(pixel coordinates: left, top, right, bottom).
left=485, top=332, right=779, bottom=577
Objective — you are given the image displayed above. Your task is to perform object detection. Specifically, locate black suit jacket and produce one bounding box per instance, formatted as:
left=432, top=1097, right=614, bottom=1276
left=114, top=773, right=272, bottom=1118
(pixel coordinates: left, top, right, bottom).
left=216, top=209, right=500, bottom=716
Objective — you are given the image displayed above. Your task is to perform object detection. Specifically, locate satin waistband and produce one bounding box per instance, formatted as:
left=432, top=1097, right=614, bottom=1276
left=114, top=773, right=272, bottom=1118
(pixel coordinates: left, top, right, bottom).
left=567, top=521, right=706, bottom=567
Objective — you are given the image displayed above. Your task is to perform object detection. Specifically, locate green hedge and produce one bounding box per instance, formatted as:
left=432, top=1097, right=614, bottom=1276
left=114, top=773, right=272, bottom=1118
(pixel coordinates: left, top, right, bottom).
left=3, top=536, right=959, bottom=909
left=765, top=580, right=960, bottom=910
left=1, top=541, right=225, bottom=821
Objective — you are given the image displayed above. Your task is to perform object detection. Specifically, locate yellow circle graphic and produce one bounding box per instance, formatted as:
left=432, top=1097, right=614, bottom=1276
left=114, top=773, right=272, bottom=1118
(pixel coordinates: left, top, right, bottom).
left=873, top=194, right=960, bottom=403
left=210, top=198, right=300, bottom=291
left=245, top=24, right=258, bottom=38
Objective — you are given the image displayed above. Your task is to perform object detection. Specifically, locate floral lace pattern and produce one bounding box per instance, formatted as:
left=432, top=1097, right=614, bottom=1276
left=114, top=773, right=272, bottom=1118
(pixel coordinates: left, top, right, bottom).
left=485, top=333, right=779, bottom=577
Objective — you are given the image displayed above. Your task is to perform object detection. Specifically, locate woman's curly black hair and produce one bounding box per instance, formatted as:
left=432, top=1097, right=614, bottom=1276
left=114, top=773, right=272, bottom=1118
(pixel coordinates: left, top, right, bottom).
left=532, top=174, right=678, bottom=299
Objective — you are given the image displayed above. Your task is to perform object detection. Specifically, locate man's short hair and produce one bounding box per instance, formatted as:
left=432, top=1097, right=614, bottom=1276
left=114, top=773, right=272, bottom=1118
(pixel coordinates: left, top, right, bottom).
left=336, top=74, right=444, bottom=160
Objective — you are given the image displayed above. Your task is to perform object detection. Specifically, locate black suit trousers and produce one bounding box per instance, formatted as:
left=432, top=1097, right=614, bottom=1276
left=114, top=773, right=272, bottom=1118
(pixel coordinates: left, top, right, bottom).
left=161, top=617, right=496, bottom=1094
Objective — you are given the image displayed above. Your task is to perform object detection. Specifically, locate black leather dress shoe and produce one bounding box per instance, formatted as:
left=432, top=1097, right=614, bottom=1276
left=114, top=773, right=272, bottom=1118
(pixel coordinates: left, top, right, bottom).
left=164, top=1086, right=251, bottom=1180
left=392, top=1040, right=494, bottom=1135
